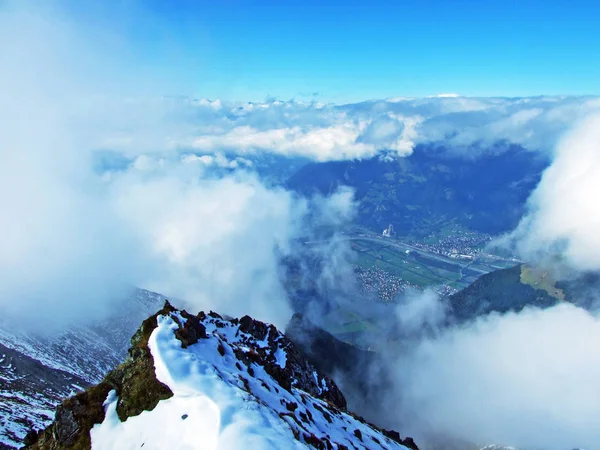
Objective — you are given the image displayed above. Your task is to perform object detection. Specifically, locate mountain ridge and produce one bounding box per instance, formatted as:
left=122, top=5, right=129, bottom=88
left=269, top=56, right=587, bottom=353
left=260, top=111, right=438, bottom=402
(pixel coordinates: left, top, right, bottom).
left=26, top=302, right=419, bottom=450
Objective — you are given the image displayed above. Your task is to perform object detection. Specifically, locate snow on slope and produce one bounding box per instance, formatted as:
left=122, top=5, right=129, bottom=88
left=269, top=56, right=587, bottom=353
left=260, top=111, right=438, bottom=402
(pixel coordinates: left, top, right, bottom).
left=0, top=343, right=87, bottom=449
left=0, top=289, right=164, bottom=383
left=91, top=309, right=415, bottom=450
left=0, top=289, right=164, bottom=449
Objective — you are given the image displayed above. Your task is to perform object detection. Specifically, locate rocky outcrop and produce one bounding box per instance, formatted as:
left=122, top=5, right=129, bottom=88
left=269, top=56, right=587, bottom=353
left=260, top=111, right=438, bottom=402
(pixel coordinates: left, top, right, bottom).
left=233, top=312, right=347, bottom=409
left=25, top=302, right=175, bottom=449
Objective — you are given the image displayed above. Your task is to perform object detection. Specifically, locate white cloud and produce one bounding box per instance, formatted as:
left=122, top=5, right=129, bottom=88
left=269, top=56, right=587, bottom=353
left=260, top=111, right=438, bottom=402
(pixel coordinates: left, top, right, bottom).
left=389, top=304, right=600, bottom=449
left=153, top=95, right=600, bottom=161
left=0, top=1, right=356, bottom=332
left=191, top=120, right=416, bottom=161
left=181, top=152, right=252, bottom=169
left=428, top=93, right=461, bottom=98
left=108, top=169, right=302, bottom=328
left=394, top=289, right=446, bottom=336
left=0, top=4, right=138, bottom=327
left=4, top=4, right=600, bottom=450
left=367, top=102, right=600, bottom=450
left=502, top=113, right=600, bottom=271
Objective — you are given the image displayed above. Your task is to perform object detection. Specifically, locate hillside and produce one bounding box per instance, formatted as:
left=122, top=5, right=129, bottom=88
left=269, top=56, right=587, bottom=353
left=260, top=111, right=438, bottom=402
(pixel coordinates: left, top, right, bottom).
left=26, top=302, right=418, bottom=450
left=446, top=265, right=561, bottom=323
left=0, top=289, right=164, bottom=449
left=287, top=145, right=548, bottom=237
left=446, top=263, right=600, bottom=324
left=0, top=344, right=87, bottom=449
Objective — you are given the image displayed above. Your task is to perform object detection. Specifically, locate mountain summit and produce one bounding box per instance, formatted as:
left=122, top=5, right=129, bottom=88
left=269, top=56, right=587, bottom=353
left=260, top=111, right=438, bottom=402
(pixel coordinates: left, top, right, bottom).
left=25, top=302, right=418, bottom=450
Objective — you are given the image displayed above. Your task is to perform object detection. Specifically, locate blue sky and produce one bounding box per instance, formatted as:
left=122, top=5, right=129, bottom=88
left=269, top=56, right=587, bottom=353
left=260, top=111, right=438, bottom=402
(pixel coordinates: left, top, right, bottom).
left=62, top=0, right=600, bottom=101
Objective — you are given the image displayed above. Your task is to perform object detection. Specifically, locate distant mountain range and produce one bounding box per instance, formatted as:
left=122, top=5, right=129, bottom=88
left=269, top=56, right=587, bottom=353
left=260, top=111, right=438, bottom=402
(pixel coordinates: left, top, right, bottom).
left=287, top=144, right=549, bottom=237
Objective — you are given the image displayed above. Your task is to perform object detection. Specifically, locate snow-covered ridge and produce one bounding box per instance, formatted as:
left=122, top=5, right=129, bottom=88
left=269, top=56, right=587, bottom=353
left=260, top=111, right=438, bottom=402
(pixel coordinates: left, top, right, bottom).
left=93, top=307, right=417, bottom=449
left=28, top=303, right=418, bottom=449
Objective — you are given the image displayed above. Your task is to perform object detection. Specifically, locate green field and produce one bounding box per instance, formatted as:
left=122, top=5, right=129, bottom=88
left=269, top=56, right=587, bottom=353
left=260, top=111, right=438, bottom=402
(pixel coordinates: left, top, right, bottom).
left=350, top=239, right=468, bottom=289
left=304, top=233, right=519, bottom=346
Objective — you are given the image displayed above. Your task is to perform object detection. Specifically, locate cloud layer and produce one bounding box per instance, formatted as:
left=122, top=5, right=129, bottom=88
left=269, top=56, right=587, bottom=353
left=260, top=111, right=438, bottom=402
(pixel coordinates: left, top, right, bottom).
left=395, top=304, right=600, bottom=450
left=348, top=110, right=600, bottom=449
left=149, top=95, right=600, bottom=162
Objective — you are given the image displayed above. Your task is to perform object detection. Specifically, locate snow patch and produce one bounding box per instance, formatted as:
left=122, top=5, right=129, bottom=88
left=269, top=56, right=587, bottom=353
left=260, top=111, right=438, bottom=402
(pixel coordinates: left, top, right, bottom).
left=91, top=389, right=219, bottom=450
left=273, top=347, right=287, bottom=369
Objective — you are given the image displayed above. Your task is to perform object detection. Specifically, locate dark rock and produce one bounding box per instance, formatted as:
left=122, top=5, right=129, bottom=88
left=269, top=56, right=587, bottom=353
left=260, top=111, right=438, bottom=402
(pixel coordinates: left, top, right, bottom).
left=25, top=304, right=417, bottom=450
left=239, top=315, right=269, bottom=341
left=382, top=429, right=420, bottom=450
left=401, top=437, right=419, bottom=450
left=174, top=310, right=207, bottom=348
left=383, top=429, right=401, bottom=442
left=54, top=404, right=80, bottom=446
left=162, top=299, right=175, bottom=311
left=25, top=304, right=174, bottom=449
left=22, top=429, right=39, bottom=447
left=304, top=433, right=326, bottom=449
left=286, top=401, right=298, bottom=412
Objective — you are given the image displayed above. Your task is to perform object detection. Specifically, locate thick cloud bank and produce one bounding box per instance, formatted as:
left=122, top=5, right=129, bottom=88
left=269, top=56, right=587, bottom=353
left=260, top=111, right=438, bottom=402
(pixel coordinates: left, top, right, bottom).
left=383, top=302, right=600, bottom=450
left=504, top=114, right=600, bottom=272
left=3, top=4, right=600, bottom=449
left=0, top=3, right=355, bottom=331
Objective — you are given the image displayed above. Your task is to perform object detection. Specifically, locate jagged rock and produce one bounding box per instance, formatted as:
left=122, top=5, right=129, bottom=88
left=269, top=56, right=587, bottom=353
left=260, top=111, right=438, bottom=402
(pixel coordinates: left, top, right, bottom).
left=173, top=310, right=207, bottom=347
left=287, top=313, right=420, bottom=449
left=382, top=429, right=420, bottom=450
left=52, top=383, right=112, bottom=447
left=239, top=314, right=272, bottom=341
left=234, top=314, right=347, bottom=409
left=22, top=430, right=39, bottom=447
left=402, top=437, right=419, bottom=450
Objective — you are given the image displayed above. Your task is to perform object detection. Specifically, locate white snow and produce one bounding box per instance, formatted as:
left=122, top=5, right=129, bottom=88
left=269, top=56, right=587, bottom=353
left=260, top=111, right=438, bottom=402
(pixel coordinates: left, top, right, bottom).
left=91, top=389, right=220, bottom=450
left=273, top=347, right=287, bottom=369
